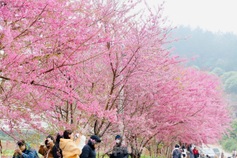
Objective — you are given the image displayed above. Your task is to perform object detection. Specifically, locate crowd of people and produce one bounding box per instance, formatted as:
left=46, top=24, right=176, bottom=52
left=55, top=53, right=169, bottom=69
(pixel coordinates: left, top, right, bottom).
left=0, top=130, right=129, bottom=158
left=172, top=144, right=235, bottom=158
left=1, top=134, right=236, bottom=158
left=172, top=144, right=200, bottom=158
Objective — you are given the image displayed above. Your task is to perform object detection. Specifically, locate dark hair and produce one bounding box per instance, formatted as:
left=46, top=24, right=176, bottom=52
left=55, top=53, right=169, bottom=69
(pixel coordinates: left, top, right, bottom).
left=63, top=129, right=73, bottom=139
left=56, top=133, right=63, bottom=147
left=17, top=140, right=25, bottom=146
left=45, top=135, right=55, bottom=148
left=46, top=135, right=55, bottom=143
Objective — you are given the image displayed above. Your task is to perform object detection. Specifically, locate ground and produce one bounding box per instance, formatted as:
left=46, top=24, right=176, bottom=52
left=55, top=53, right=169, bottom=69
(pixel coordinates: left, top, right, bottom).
left=206, top=144, right=232, bottom=158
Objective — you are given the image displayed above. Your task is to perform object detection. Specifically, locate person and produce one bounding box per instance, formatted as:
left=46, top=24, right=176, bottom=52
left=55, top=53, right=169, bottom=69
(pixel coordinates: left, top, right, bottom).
left=38, top=135, right=62, bottom=158
left=0, top=140, right=2, bottom=158
left=181, top=145, right=187, bottom=158
left=55, top=133, right=63, bottom=158
left=172, top=144, right=181, bottom=158
left=13, top=140, right=39, bottom=158
left=110, top=135, right=128, bottom=158
left=192, top=147, right=199, bottom=158
left=59, top=129, right=81, bottom=158
left=187, top=144, right=194, bottom=158
left=233, top=150, right=237, bottom=158
left=221, top=152, right=224, bottom=158
left=80, top=135, right=101, bottom=158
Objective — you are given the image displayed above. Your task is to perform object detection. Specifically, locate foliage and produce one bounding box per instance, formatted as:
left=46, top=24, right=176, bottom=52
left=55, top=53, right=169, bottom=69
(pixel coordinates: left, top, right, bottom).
left=212, top=67, right=225, bottom=76
left=220, top=71, right=237, bottom=94
left=220, top=138, right=237, bottom=152
left=169, top=26, right=237, bottom=71
left=225, top=76, right=237, bottom=93
left=220, top=120, right=237, bottom=152
left=2, top=149, right=14, bottom=157
left=221, top=71, right=237, bottom=82
left=0, top=131, right=13, bottom=140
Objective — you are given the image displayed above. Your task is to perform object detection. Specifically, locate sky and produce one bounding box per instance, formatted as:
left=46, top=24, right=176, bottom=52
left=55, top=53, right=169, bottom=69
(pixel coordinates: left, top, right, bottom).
left=147, top=0, right=237, bottom=35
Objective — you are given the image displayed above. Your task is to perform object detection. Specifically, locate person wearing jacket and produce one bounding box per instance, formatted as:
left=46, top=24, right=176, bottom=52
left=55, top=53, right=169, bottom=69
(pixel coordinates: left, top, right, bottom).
left=110, top=135, right=128, bottom=158
left=80, top=135, right=101, bottom=158
left=13, top=140, right=39, bottom=158
left=188, top=144, right=194, bottom=158
left=38, top=135, right=62, bottom=158
left=172, top=144, right=181, bottom=158
left=59, top=129, right=81, bottom=158
left=192, top=147, right=199, bottom=158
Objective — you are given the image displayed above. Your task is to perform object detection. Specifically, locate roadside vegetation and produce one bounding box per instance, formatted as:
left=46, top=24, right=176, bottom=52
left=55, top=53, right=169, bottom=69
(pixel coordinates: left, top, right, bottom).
left=220, top=120, right=237, bottom=152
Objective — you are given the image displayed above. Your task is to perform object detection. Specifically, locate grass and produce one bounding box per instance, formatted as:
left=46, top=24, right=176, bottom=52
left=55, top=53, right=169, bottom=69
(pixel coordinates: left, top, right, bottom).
left=2, top=149, right=14, bottom=156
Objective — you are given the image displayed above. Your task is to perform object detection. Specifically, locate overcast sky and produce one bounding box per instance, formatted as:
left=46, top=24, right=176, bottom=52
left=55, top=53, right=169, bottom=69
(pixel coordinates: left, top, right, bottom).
left=147, top=0, right=237, bottom=35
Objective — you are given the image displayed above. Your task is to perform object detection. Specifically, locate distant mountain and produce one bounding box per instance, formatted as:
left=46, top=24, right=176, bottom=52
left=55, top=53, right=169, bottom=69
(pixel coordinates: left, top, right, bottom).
left=167, top=26, right=237, bottom=71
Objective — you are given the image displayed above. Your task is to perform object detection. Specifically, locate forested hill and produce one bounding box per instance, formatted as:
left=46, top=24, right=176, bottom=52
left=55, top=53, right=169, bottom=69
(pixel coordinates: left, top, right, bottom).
left=168, top=26, right=237, bottom=72
left=168, top=26, right=237, bottom=94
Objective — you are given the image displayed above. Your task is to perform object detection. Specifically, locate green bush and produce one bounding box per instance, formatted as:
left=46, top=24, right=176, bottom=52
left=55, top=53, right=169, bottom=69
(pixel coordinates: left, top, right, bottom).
left=221, top=139, right=237, bottom=152
left=220, top=120, right=237, bottom=152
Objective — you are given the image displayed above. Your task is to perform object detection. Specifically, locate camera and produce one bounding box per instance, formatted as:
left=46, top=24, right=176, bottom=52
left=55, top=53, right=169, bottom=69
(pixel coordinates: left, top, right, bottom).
left=45, top=139, right=49, bottom=146
left=45, top=139, right=50, bottom=148
left=75, top=133, right=80, bottom=139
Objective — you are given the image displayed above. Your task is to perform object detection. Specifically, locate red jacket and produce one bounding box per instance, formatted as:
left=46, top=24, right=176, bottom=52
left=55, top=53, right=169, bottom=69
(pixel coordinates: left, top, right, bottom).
left=193, top=148, right=199, bottom=155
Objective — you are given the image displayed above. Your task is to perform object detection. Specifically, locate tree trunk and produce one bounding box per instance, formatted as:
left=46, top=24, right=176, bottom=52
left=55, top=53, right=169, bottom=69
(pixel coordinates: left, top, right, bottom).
left=130, top=153, right=141, bottom=158
left=130, top=148, right=142, bottom=158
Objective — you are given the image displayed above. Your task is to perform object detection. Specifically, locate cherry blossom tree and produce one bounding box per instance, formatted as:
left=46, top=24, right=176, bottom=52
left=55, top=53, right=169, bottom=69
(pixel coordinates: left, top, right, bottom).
left=0, top=0, right=129, bottom=134
left=0, top=0, right=168, bottom=136
left=118, top=65, right=230, bottom=158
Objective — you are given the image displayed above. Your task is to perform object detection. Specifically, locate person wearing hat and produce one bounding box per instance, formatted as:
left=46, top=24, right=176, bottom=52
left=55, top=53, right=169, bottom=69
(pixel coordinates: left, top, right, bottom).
left=13, top=140, right=39, bottom=158
left=110, top=135, right=128, bottom=158
left=172, top=144, right=181, bottom=158
left=79, top=135, right=101, bottom=158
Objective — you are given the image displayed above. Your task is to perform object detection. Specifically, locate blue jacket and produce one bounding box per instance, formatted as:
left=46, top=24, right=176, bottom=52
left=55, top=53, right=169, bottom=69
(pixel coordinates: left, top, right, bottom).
left=13, top=144, right=39, bottom=158
left=172, top=148, right=181, bottom=158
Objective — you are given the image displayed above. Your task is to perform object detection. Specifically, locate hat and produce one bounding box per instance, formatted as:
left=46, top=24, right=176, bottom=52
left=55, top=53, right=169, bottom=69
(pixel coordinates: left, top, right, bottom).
left=175, top=144, right=180, bottom=148
left=90, top=135, right=101, bottom=143
left=115, top=135, right=121, bottom=140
